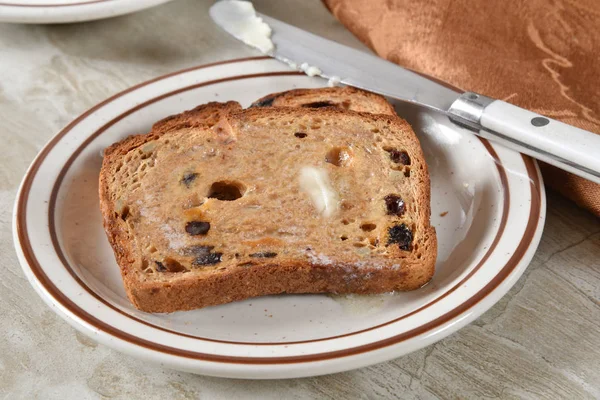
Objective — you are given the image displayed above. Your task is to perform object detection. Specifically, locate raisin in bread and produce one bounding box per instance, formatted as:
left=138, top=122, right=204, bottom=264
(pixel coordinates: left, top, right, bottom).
left=100, top=103, right=436, bottom=312
left=252, top=86, right=396, bottom=115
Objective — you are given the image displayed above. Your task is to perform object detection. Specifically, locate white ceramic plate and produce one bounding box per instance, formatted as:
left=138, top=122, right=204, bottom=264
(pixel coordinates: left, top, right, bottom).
left=0, top=0, right=175, bottom=24
left=13, top=57, right=546, bottom=379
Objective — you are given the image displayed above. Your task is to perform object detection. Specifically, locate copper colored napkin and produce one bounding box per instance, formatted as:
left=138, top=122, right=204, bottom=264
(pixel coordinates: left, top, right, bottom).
left=324, top=0, right=600, bottom=216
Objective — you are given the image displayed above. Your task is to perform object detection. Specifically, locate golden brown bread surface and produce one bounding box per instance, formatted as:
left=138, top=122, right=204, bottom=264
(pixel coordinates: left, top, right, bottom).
left=99, top=91, right=435, bottom=313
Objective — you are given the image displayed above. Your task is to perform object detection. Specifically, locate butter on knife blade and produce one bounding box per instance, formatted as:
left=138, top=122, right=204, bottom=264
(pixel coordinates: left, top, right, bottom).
left=210, top=0, right=325, bottom=77
left=212, top=0, right=274, bottom=54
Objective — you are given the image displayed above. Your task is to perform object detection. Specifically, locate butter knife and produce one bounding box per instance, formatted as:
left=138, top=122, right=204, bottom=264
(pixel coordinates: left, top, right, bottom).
left=210, top=0, right=600, bottom=184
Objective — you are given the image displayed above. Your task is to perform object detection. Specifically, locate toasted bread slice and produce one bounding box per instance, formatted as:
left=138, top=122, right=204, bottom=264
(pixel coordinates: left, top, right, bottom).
left=100, top=103, right=435, bottom=313
left=252, top=86, right=396, bottom=115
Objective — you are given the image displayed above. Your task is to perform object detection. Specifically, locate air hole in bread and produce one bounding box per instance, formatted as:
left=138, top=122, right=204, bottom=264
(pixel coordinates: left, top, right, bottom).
left=294, top=132, right=308, bottom=138
left=326, top=147, right=353, bottom=167
left=370, top=238, right=379, bottom=247
left=340, top=235, right=348, bottom=241
left=147, top=246, right=157, bottom=254
left=354, top=242, right=367, bottom=248
left=341, top=219, right=353, bottom=225
left=120, top=205, right=130, bottom=221
left=404, top=168, right=411, bottom=177
left=208, top=181, right=246, bottom=201
left=360, top=223, right=377, bottom=232
left=162, top=257, right=186, bottom=272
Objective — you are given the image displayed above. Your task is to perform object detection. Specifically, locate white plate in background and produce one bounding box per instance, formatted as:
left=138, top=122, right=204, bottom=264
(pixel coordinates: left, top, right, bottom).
left=0, top=0, right=175, bottom=23
left=13, top=57, right=546, bottom=379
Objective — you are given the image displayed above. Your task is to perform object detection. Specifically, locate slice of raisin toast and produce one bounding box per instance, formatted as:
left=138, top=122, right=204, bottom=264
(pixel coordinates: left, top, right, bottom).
left=252, top=86, right=397, bottom=115
left=100, top=102, right=436, bottom=313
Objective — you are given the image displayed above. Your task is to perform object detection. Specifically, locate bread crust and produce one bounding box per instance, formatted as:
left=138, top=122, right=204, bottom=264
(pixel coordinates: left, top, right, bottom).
left=252, top=86, right=397, bottom=115
left=100, top=97, right=436, bottom=313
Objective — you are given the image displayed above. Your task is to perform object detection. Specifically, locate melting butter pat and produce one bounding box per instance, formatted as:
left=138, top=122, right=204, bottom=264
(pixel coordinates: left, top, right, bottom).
left=298, top=167, right=339, bottom=217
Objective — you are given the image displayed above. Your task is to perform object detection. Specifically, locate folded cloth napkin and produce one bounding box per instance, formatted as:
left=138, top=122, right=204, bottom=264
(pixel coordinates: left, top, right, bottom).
left=324, top=0, right=600, bottom=216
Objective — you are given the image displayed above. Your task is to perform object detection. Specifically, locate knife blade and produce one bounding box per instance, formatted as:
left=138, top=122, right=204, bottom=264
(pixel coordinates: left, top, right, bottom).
left=210, top=0, right=600, bottom=184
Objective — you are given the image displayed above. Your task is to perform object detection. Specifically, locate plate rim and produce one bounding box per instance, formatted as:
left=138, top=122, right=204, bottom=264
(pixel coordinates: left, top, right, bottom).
left=0, top=0, right=112, bottom=7
left=0, top=0, right=175, bottom=24
left=13, top=56, right=546, bottom=371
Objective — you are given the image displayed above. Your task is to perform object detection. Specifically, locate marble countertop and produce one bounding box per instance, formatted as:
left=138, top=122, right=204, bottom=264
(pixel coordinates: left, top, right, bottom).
left=1, top=0, right=599, bottom=398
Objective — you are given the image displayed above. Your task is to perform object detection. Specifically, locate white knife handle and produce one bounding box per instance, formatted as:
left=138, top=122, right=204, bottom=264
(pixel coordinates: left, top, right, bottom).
left=448, top=92, right=600, bottom=184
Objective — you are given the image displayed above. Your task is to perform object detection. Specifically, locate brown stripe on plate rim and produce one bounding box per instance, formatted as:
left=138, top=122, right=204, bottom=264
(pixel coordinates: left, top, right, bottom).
left=50, top=72, right=508, bottom=344
left=14, top=57, right=543, bottom=363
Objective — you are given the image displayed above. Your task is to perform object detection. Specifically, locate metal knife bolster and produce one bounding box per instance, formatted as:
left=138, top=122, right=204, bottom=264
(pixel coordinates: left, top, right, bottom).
left=447, top=92, right=495, bottom=131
